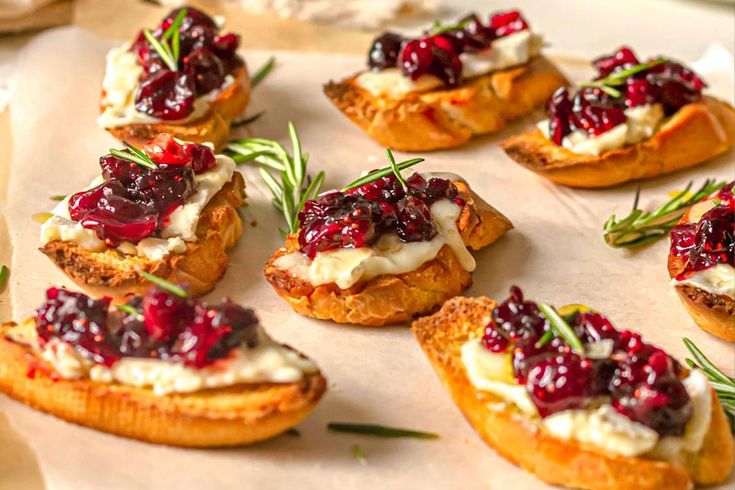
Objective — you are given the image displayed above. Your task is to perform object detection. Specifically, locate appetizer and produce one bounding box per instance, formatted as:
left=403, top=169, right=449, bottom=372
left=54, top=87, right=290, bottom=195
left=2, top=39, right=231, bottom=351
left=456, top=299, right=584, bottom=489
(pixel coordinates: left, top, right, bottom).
left=669, top=182, right=734, bottom=341
left=264, top=154, right=512, bottom=326
left=0, top=285, right=326, bottom=447
left=413, top=288, right=734, bottom=490
left=324, top=10, right=567, bottom=152
left=40, top=134, right=245, bottom=298
left=502, top=46, right=735, bottom=188
left=98, top=7, right=250, bottom=150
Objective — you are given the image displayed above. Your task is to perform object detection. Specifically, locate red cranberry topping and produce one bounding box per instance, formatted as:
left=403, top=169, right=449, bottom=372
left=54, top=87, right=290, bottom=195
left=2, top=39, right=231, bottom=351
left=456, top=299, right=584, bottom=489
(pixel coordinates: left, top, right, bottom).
left=130, top=8, right=242, bottom=120
left=368, top=32, right=405, bottom=71
left=593, top=46, right=640, bottom=78
left=489, top=10, right=529, bottom=38
left=446, top=14, right=494, bottom=53
left=34, top=286, right=260, bottom=369
left=69, top=136, right=216, bottom=246
left=298, top=173, right=461, bottom=259
left=480, top=287, right=693, bottom=435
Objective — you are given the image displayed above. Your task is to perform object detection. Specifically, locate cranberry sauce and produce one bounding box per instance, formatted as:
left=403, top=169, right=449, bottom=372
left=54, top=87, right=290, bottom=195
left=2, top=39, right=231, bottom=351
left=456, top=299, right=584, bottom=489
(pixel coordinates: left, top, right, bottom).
left=34, top=286, right=259, bottom=369
left=669, top=182, right=735, bottom=279
left=546, top=46, right=706, bottom=144
left=481, top=287, right=692, bottom=436
left=130, top=7, right=243, bottom=120
left=367, top=10, right=529, bottom=86
left=298, top=173, right=464, bottom=259
left=68, top=134, right=217, bottom=246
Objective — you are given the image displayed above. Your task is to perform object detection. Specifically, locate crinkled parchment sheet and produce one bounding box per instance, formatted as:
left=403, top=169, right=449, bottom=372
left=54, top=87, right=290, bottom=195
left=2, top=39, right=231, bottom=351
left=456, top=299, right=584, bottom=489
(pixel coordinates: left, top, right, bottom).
left=0, top=27, right=733, bottom=490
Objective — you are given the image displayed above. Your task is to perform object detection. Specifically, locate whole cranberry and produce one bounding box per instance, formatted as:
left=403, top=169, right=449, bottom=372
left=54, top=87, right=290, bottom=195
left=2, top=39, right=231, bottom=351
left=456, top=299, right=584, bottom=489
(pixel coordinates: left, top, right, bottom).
left=368, top=32, right=404, bottom=70
left=68, top=180, right=127, bottom=222
left=128, top=165, right=196, bottom=218
left=400, top=37, right=435, bottom=80
left=185, top=143, right=217, bottom=174
left=573, top=312, right=618, bottom=344
left=491, top=286, right=547, bottom=342
left=571, top=98, right=626, bottom=136
left=135, top=70, right=196, bottom=120
left=545, top=87, right=573, bottom=144
left=184, top=47, right=225, bottom=95
left=646, top=61, right=706, bottom=114
left=625, top=78, right=657, bottom=108
left=211, top=33, right=240, bottom=57
left=489, top=10, right=529, bottom=38
left=593, top=46, right=639, bottom=78
left=430, top=35, right=463, bottom=86
left=395, top=196, right=438, bottom=242
left=481, top=326, right=510, bottom=353
left=100, top=154, right=143, bottom=184
left=684, top=204, right=735, bottom=272
left=526, top=353, right=594, bottom=417
left=451, top=13, right=494, bottom=52
left=159, top=7, right=218, bottom=55
left=142, top=288, right=190, bottom=341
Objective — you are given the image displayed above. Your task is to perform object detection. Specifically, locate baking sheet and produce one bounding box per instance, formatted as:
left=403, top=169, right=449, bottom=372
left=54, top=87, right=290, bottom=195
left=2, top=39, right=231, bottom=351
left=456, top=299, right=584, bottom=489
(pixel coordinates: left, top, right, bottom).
left=1, top=26, right=734, bottom=490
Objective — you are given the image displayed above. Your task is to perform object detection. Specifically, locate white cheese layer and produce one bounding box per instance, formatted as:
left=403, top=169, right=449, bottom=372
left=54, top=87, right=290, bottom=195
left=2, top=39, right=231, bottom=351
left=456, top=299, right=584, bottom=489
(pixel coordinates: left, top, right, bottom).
left=356, top=30, right=542, bottom=98
left=460, top=339, right=712, bottom=461
left=274, top=199, right=475, bottom=290
left=40, top=155, right=236, bottom=261
left=672, top=264, right=735, bottom=300
left=34, top=328, right=317, bottom=396
left=97, top=45, right=235, bottom=129
left=538, top=103, right=665, bottom=156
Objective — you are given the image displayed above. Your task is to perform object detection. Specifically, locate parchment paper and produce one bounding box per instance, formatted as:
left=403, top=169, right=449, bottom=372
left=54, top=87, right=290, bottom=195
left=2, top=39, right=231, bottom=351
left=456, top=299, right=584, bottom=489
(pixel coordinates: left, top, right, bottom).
left=1, top=27, right=734, bottom=490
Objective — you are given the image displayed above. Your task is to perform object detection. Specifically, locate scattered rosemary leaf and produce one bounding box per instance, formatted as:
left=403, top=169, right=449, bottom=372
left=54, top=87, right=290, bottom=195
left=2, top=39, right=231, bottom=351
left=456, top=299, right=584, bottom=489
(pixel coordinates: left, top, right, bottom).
left=116, top=304, right=141, bottom=317
left=50, top=194, right=66, bottom=201
left=0, top=265, right=9, bottom=290
left=233, top=110, right=265, bottom=127
left=352, top=444, right=367, bottom=465
left=32, top=212, right=54, bottom=224
left=328, top=423, right=438, bottom=439
left=251, top=56, right=276, bottom=88
left=138, top=270, right=188, bottom=298
left=284, top=428, right=301, bottom=437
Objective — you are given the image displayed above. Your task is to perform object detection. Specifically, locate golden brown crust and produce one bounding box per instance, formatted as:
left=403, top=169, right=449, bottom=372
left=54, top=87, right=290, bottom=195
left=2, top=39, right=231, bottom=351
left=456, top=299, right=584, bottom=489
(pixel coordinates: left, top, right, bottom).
left=324, top=56, right=568, bottom=152
left=40, top=172, right=246, bottom=299
left=502, top=96, right=735, bottom=188
left=667, top=220, right=735, bottom=342
left=103, top=67, right=251, bottom=151
left=412, top=296, right=735, bottom=490
left=264, top=182, right=512, bottom=326
left=0, top=320, right=326, bottom=447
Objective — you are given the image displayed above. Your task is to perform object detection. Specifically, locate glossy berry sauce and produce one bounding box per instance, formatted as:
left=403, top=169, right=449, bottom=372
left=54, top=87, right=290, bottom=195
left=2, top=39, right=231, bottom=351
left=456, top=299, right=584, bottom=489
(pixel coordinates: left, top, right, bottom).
left=297, top=173, right=463, bottom=259
left=130, top=7, right=243, bottom=120
left=68, top=134, right=217, bottom=246
left=546, top=46, right=706, bottom=144
left=669, top=182, right=735, bottom=279
left=367, top=10, right=529, bottom=86
left=34, top=286, right=259, bottom=369
left=481, top=287, right=692, bottom=436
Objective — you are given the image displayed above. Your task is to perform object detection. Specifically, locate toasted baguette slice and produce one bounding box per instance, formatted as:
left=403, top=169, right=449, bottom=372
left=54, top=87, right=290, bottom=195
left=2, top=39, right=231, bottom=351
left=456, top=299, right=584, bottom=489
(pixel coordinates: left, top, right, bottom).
left=40, top=172, right=245, bottom=299
left=668, top=231, right=735, bottom=342
left=502, top=96, right=735, bottom=188
left=412, top=296, right=735, bottom=490
left=103, top=67, right=251, bottom=151
left=324, top=56, right=568, bottom=152
left=264, top=182, right=512, bottom=326
left=0, top=320, right=326, bottom=447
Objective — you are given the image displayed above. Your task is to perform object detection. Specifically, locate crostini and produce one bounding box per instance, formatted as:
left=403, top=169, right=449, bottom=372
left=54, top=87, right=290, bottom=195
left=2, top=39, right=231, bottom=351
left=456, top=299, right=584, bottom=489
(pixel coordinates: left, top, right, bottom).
left=413, top=288, right=734, bottom=490
left=98, top=7, right=251, bottom=150
left=502, top=46, right=735, bottom=188
left=669, top=181, right=735, bottom=341
left=264, top=163, right=512, bottom=326
left=40, top=134, right=245, bottom=298
left=324, top=10, right=568, bottom=152
left=0, top=285, right=326, bottom=447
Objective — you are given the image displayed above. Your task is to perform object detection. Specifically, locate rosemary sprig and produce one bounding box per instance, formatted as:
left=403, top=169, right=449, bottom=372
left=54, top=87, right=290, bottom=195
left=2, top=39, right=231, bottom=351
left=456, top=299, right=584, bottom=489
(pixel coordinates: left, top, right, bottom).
left=385, top=149, right=408, bottom=190
left=352, top=444, right=367, bottom=465
left=603, top=179, right=727, bottom=249
left=538, top=304, right=585, bottom=355
left=580, top=58, right=667, bottom=98
left=109, top=141, right=157, bottom=170
left=251, top=56, right=276, bottom=88
left=683, top=338, right=735, bottom=431
left=0, top=265, right=9, bottom=291
left=341, top=157, right=424, bottom=191
left=328, top=423, right=439, bottom=439
left=116, top=304, right=142, bottom=318
left=138, top=270, right=188, bottom=298
left=143, top=8, right=187, bottom=72
left=233, top=110, right=265, bottom=127
left=226, top=123, right=324, bottom=235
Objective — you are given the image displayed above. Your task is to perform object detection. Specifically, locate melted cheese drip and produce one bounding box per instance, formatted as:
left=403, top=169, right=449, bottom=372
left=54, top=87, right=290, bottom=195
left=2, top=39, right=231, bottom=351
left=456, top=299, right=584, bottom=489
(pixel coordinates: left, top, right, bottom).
left=274, top=199, right=474, bottom=290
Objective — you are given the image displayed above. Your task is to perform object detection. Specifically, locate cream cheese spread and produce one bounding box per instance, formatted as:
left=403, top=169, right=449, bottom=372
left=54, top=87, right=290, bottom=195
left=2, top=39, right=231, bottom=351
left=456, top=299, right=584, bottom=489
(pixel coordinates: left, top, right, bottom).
left=537, top=103, right=665, bottom=156
left=274, top=199, right=474, bottom=289
left=40, top=154, right=236, bottom=261
left=97, top=45, right=235, bottom=129
left=672, top=264, right=735, bottom=300
left=460, top=338, right=712, bottom=461
left=355, top=30, right=542, bottom=98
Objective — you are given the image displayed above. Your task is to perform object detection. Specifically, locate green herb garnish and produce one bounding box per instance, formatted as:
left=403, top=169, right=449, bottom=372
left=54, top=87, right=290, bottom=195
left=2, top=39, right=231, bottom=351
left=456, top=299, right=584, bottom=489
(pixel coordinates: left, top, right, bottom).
left=109, top=141, right=157, bottom=170
left=341, top=157, right=424, bottom=192
left=226, top=123, right=324, bottom=236
left=328, top=423, right=439, bottom=439
left=385, top=149, right=408, bottom=190
left=116, top=304, right=142, bottom=317
left=50, top=194, right=66, bottom=201
left=143, top=7, right=187, bottom=72
left=538, top=304, right=585, bottom=355
left=352, top=444, right=367, bottom=465
left=138, top=270, right=188, bottom=298
left=0, top=265, right=9, bottom=291
left=429, top=18, right=472, bottom=36
left=251, top=56, right=276, bottom=88
left=603, top=179, right=726, bottom=249
left=580, top=58, right=667, bottom=97
left=233, top=111, right=265, bottom=127
left=683, top=338, right=735, bottom=431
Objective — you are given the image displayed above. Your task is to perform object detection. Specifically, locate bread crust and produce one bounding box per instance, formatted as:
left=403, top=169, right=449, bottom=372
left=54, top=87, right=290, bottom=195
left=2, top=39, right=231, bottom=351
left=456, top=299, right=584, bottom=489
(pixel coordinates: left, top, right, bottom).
left=667, top=223, right=735, bottom=342
left=412, top=296, right=735, bottom=490
left=102, top=67, right=251, bottom=151
left=324, top=56, right=568, bottom=152
left=502, top=96, right=735, bottom=188
left=40, top=172, right=246, bottom=299
left=264, top=182, right=512, bottom=326
left=0, top=320, right=326, bottom=447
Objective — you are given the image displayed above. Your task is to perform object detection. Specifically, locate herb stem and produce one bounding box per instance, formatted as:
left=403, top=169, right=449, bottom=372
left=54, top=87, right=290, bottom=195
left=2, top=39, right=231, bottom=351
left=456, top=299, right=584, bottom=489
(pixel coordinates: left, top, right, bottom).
left=683, top=338, right=735, bottom=431
left=251, top=56, right=276, bottom=88
left=538, top=304, right=585, bottom=355
left=138, top=270, right=188, bottom=298
left=328, top=423, right=438, bottom=439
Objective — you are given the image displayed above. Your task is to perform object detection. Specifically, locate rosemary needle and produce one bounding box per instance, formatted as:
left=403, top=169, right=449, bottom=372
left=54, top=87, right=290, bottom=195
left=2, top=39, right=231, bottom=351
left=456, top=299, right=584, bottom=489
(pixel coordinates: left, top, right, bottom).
left=327, top=423, right=438, bottom=439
